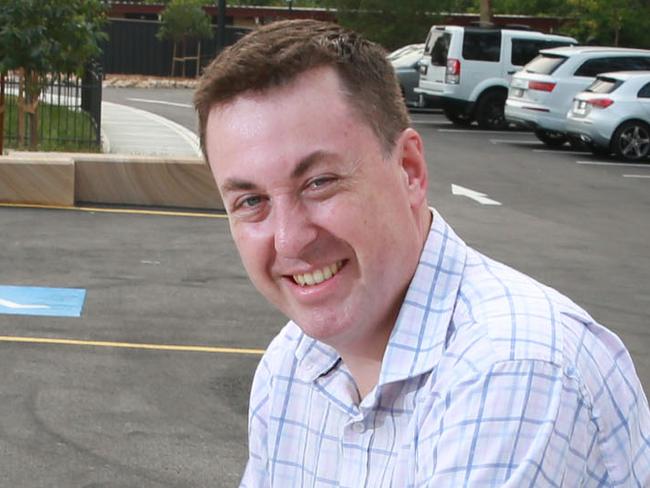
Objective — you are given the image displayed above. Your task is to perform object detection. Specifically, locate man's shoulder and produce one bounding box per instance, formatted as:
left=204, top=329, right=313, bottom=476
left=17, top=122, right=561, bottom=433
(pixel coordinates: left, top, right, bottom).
left=451, top=248, right=595, bottom=368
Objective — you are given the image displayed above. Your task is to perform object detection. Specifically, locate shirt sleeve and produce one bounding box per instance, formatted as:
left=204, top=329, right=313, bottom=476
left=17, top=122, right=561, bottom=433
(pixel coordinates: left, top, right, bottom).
left=414, top=359, right=613, bottom=486
left=239, top=357, right=272, bottom=488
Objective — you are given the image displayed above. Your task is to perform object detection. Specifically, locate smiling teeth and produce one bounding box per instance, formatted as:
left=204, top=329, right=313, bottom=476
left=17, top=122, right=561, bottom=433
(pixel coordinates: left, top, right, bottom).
left=293, top=261, right=343, bottom=286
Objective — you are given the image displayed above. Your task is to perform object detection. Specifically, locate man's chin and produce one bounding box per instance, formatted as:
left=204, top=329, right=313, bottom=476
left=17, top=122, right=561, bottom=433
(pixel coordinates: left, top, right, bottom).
left=293, top=315, right=349, bottom=345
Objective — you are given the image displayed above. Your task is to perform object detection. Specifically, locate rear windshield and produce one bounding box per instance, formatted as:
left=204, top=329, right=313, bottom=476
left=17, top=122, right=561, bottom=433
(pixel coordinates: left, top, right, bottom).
left=428, top=31, right=451, bottom=67
left=524, top=54, right=568, bottom=74
left=586, top=77, right=623, bottom=94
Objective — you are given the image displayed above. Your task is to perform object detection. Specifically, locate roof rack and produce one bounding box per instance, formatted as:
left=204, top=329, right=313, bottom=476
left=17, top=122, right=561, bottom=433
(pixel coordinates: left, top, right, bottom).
left=502, top=24, right=534, bottom=31
left=467, top=22, right=535, bottom=32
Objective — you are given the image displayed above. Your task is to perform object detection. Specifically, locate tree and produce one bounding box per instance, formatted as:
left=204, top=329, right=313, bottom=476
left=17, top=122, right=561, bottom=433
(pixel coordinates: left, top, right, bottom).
left=479, top=0, right=493, bottom=26
left=157, top=0, right=214, bottom=77
left=452, top=0, right=649, bottom=47
left=564, top=0, right=650, bottom=47
left=0, top=0, right=106, bottom=149
left=331, top=0, right=455, bottom=50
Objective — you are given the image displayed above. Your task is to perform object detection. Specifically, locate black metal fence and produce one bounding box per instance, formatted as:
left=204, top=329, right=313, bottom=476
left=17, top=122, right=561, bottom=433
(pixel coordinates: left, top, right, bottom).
left=1, top=65, right=103, bottom=152
left=102, top=18, right=251, bottom=77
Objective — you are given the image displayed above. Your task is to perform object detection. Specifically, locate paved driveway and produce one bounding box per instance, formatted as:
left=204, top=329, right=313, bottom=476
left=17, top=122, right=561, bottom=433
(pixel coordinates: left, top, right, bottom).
left=1, top=108, right=648, bottom=485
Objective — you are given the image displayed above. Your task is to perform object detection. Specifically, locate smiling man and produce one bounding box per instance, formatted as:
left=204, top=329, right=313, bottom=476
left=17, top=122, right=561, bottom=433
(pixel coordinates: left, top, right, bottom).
left=195, top=20, right=650, bottom=487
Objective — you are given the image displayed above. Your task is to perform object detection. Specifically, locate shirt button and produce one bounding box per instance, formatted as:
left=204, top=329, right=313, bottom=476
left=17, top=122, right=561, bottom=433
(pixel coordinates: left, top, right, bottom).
left=352, top=422, right=365, bottom=434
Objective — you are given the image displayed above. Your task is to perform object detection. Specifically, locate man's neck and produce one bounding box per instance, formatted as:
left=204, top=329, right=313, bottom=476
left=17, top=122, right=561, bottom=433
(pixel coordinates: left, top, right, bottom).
left=338, top=208, right=434, bottom=401
left=336, top=314, right=395, bottom=402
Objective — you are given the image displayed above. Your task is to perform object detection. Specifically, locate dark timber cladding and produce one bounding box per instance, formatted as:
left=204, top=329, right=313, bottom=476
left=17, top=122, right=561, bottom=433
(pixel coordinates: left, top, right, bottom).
left=104, top=3, right=566, bottom=33
left=101, top=19, right=250, bottom=77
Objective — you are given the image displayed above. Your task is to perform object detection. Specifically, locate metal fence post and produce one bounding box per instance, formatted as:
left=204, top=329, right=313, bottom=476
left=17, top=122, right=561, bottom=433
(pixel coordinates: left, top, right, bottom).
left=91, top=64, right=103, bottom=148
left=216, top=0, right=226, bottom=50
left=82, top=62, right=103, bottom=148
left=0, top=72, right=5, bottom=154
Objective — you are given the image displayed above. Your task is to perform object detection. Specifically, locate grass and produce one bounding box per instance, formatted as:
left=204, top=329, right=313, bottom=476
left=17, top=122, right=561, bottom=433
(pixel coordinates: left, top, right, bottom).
left=2, top=94, right=100, bottom=153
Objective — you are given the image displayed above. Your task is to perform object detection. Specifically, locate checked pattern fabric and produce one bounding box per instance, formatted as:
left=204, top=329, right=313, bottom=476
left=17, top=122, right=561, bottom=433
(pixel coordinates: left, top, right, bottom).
left=241, top=211, right=650, bottom=487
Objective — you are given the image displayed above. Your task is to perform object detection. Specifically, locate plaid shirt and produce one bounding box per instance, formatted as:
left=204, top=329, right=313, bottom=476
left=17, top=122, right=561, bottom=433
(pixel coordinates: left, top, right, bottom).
left=241, top=211, right=650, bottom=487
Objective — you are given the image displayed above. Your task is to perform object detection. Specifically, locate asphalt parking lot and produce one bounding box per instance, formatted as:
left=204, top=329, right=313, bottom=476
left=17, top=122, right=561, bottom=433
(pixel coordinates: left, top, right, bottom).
left=1, top=108, right=649, bottom=486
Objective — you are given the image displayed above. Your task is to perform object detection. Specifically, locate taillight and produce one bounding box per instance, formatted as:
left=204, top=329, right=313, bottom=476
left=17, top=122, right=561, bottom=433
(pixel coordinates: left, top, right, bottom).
left=528, top=81, right=556, bottom=92
left=587, top=98, right=614, bottom=108
left=446, top=58, right=460, bottom=84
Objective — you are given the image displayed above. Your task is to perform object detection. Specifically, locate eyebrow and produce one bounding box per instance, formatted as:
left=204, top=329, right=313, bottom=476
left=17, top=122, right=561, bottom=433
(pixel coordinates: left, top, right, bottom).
left=290, top=150, right=333, bottom=179
left=220, top=150, right=336, bottom=195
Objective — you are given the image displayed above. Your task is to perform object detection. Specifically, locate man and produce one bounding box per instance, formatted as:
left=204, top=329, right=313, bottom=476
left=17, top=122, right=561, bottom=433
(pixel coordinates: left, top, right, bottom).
left=195, top=20, right=650, bottom=487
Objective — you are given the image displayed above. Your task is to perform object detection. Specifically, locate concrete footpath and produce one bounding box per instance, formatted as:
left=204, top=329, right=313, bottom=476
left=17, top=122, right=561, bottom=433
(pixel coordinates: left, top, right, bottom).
left=101, top=101, right=202, bottom=157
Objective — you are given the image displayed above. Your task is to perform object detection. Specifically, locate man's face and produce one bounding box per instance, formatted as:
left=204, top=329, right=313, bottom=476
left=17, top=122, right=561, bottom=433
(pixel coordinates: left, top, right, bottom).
left=205, top=66, right=428, bottom=353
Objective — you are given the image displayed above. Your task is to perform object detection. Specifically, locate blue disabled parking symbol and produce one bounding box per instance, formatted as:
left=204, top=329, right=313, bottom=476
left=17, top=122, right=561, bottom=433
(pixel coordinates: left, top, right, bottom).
left=0, top=285, right=86, bottom=317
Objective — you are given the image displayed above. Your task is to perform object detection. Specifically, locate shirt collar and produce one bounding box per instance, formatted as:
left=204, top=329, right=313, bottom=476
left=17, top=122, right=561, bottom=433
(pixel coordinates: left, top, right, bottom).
left=294, top=209, right=467, bottom=384
left=378, top=210, right=467, bottom=385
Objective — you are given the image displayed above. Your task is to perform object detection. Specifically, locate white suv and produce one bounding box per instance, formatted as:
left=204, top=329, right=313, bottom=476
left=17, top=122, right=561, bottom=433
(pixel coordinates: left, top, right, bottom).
left=505, top=46, right=650, bottom=146
left=416, top=25, right=575, bottom=129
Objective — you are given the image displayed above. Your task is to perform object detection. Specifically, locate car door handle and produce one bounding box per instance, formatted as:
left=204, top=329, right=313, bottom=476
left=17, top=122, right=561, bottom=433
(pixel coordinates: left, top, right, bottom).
left=507, top=70, right=517, bottom=75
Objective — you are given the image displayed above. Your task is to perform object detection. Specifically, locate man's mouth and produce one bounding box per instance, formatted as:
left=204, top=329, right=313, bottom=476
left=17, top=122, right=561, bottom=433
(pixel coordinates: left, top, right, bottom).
left=292, top=260, right=344, bottom=286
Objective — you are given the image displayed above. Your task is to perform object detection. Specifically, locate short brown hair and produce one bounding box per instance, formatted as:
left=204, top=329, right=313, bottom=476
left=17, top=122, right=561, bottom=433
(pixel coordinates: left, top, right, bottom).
left=194, top=19, right=410, bottom=158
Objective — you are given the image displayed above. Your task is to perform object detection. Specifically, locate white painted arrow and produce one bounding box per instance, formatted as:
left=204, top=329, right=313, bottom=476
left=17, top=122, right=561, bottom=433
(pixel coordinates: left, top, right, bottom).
left=451, top=184, right=502, bottom=206
left=0, top=298, right=50, bottom=310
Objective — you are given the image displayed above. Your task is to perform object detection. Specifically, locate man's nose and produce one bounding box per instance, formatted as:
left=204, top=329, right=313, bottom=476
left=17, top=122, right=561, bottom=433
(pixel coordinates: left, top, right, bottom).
left=273, top=201, right=318, bottom=258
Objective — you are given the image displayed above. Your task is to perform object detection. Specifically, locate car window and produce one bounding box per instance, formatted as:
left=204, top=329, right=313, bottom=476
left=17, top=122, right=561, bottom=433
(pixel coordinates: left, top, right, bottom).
left=511, top=40, right=574, bottom=66
left=586, top=77, right=623, bottom=93
left=574, top=56, right=650, bottom=77
left=574, top=58, right=613, bottom=77
left=425, top=29, right=446, bottom=53
left=524, top=54, right=567, bottom=74
left=605, top=57, right=650, bottom=72
left=638, top=82, right=650, bottom=98
left=615, top=56, right=650, bottom=70
left=463, top=30, right=501, bottom=62
left=430, top=32, right=451, bottom=66
left=511, top=39, right=544, bottom=66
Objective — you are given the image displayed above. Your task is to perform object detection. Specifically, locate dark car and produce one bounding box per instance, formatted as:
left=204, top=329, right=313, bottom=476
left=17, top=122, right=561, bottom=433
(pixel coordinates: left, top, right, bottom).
left=390, top=44, right=426, bottom=108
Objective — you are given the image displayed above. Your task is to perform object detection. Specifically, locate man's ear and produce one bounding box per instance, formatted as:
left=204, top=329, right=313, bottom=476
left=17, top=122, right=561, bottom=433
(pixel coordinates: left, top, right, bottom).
left=396, top=128, right=428, bottom=209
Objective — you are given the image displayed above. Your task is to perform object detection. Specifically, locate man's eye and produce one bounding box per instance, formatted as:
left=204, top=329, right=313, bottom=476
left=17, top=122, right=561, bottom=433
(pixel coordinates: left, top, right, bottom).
left=242, top=196, right=262, bottom=207
left=233, top=195, right=264, bottom=212
left=308, top=176, right=335, bottom=189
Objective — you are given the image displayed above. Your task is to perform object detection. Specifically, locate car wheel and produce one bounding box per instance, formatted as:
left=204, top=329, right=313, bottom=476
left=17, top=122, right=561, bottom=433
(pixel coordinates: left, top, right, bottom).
left=534, top=129, right=567, bottom=147
left=443, top=107, right=472, bottom=126
left=612, top=120, right=650, bottom=162
left=475, top=90, right=508, bottom=130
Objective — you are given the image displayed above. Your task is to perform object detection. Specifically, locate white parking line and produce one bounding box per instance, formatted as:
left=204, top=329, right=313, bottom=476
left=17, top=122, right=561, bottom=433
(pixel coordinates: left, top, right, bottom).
left=623, top=174, right=650, bottom=178
left=127, top=97, right=193, bottom=108
left=438, top=129, right=529, bottom=134
left=533, top=149, right=591, bottom=155
left=412, top=119, right=452, bottom=125
left=490, top=139, right=542, bottom=145
left=576, top=161, right=650, bottom=168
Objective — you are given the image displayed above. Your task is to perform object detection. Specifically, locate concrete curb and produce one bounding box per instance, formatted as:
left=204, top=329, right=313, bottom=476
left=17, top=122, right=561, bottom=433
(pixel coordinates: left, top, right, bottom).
left=1, top=152, right=223, bottom=210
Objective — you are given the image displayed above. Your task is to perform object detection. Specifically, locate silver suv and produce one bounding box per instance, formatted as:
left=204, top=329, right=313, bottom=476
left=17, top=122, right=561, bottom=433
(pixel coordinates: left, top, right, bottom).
left=505, top=46, right=650, bottom=146
left=416, top=25, right=575, bottom=129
